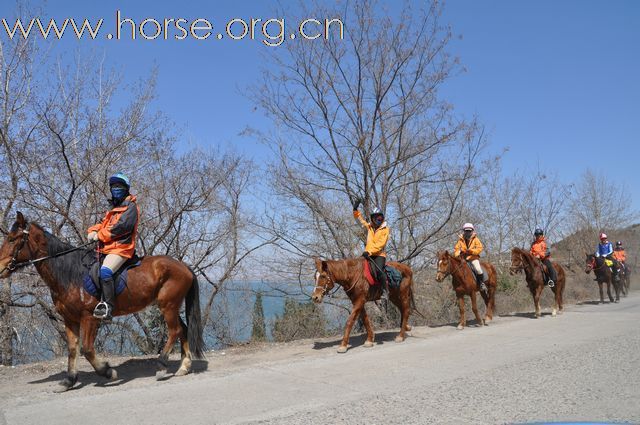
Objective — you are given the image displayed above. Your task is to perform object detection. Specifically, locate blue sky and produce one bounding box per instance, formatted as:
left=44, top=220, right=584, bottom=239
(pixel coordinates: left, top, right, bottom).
left=4, top=0, right=639, bottom=205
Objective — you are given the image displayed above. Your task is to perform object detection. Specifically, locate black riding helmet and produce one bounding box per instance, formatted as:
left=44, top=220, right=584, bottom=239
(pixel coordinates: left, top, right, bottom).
left=534, top=228, right=544, bottom=237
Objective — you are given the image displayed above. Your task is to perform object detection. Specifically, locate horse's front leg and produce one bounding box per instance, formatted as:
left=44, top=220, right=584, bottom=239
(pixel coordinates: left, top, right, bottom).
left=338, top=299, right=365, bottom=353
left=533, top=284, right=543, bottom=318
left=80, top=315, right=118, bottom=381
left=598, top=281, right=604, bottom=304
left=360, top=308, right=375, bottom=348
left=470, top=290, right=484, bottom=327
left=55, top=321, right=80, bottom=392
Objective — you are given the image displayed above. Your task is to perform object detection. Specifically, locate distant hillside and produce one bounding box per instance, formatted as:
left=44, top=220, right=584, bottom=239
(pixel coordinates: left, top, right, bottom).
left=552, top=223, right=640, bottom=269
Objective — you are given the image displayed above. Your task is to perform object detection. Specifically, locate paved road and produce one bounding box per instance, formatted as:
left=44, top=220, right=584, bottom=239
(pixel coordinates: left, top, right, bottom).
left=1, top=294, right=639, bottom=424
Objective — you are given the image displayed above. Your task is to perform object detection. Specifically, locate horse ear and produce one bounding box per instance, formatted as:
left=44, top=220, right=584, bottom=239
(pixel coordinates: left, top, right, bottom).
left=314, top=257, right=322, bottom=271
left=16, top=211, right=26, bottom=228
left=321, top=260, right=328, bottom=272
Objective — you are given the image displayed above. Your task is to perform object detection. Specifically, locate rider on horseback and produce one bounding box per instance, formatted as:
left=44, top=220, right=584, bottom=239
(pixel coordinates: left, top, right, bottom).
left=613, top=241, right=627, bottom=271
left=87, top=173, right=140, bottom=321
left=595, top=233, right=620, bottom=282
left=530, top=228, right=557, bottom=288
left=453, top=223, right=487, bottom=292
left=353, top=199, right=389, bottom=292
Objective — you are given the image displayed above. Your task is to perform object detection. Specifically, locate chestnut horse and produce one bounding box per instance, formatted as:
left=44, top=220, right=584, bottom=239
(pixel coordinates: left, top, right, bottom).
left=435, top=251, right=497, bottom=330
left=510, top=247, right=566, bottom=317
left=585, top=254, right=619, bottom=303
left=311, top=258, right=415, bottom=353
left=0, top=212, right=205, bottom=391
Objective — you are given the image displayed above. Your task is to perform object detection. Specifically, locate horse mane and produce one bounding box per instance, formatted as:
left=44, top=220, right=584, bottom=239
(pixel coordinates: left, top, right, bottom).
left=33, top=224, right=94, bottom=289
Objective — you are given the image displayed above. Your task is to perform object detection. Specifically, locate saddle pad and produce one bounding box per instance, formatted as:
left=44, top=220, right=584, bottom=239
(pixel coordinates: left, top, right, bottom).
left=82, top=259, right=141, bottom=298
left=363, top=260, right=402, bottom=288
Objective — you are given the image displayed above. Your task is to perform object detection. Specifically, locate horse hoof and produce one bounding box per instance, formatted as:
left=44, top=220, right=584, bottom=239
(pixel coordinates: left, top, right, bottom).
left=107, top=368, right=118, bottom=381
left=54, top=383, right=72, bottom=393
left=175, top=367, right=190, bottom=377
left=337, top=345, right=348, bottom=354
left=363, top=341, right=374, bottom=348
left=155, top=370, right=169, bottom=381
left=552, top=311, right=557, bottom=317
left=394, top=336, right=405, bottom=343
left=475, top=322, right=484, bottom=328
left=456, top=325, right=464, bottom=330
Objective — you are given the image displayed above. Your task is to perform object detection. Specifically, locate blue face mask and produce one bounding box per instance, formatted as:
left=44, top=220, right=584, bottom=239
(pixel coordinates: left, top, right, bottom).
left=373, top=216, right=384, bottom=226
left=110, top=187, right=128, bottom=204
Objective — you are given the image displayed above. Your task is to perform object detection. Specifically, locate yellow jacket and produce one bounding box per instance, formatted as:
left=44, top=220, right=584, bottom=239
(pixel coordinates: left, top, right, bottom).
left=454, top=233, right=483, bottom=260
left=354, top=210, right=389, bottom=257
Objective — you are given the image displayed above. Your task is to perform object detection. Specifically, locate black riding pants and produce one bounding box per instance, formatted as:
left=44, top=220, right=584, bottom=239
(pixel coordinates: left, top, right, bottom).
left=371, top=255, right=387, bottom=287
left=542, top=258, right=557, bottom=282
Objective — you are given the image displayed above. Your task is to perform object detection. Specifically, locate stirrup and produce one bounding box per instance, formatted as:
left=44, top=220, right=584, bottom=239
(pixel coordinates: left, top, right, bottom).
left=547, top=280, right=555, bottom=288
left=93, top=302, right=111, bottom=320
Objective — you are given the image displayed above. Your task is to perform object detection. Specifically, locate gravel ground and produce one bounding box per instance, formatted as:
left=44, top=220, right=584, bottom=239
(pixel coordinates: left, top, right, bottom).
left=1, top=293, right=639, bottom=425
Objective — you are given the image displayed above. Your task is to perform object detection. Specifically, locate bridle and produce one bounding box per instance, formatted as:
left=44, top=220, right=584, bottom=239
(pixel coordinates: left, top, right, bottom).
left=4, top=224, right=34, bottom=273
left=1, top=224, right=95, bottom=274
left=437, top=254, right=467, bottom=280
left=586, top=256, right=606, bottom=273
left=313, top=269, right=356, bottom=299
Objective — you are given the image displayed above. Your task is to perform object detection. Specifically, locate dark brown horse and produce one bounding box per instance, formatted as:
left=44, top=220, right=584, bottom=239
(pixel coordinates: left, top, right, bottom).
left=585, top=254, right=619, bottom=303
left=311, top=258, right=415, bottom=353
left=510, top=247, right=566, bottom=317
left=0, top=212, right=205, bottom=391
left=619, top=262, right=631, bottom=297
left=435, top=251, right=497, bottom=330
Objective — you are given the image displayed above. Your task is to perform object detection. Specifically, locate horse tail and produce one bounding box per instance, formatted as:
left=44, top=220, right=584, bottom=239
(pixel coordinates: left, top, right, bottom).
left=186, top=269, right=206, bottom=359
left=407, top=271, right=427, bottom=320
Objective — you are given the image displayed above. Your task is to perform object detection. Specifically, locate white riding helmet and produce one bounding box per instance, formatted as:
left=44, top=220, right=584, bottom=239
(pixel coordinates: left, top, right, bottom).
left=462, top=223, right=474, bottom=231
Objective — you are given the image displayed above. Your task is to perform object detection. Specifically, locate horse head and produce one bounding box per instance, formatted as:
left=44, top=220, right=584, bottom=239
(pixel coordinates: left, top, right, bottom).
left=0, top=212, right=39, bottom=278
left=509, top=248, right=526, bottom=275
left=311, top=258, right=334, bottom=303
left=585, top=253, right=597, bottom=274
left=435, top=251, right=451, bottom=282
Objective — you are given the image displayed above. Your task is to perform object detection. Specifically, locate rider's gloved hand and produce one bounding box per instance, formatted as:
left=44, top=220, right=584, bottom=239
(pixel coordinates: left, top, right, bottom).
left=87, top=231, right=99, bottom=242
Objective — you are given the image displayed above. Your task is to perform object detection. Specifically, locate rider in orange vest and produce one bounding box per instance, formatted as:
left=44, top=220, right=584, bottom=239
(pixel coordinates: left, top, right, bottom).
left=353, top=199, right=389, bottom=291
left=530, top=228, right=557, bottom=287
left=453, top=223, right=487, bottom=291
left=613, top=241, right=627, bottom=274
left=87, top=173, right=140, bottom=321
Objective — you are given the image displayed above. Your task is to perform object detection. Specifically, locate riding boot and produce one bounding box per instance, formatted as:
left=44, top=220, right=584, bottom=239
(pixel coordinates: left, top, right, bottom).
left=95, top=277, right=115, bottom=322
left=478, top=273, right=487, bottom=292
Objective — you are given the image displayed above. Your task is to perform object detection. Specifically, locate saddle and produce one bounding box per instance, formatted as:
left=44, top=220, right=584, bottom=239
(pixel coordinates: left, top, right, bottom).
left=363, top=259, right=402, bottom=288
left=536, top=259, right=556, bottom=284
left=82, top=253, right=142, bottom=299
left=465, top=261, right=488, bottom=286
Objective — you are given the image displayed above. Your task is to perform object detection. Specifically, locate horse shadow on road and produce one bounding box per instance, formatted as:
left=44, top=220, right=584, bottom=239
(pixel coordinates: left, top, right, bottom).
left=27, top=358, right=209, bottom=390
left=312, top=330, right=403, bottom=351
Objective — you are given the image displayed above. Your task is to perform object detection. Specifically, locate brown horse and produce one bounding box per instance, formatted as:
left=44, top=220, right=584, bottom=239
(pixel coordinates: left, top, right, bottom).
left=311, top=258, right=415, bottom=353
left=585, top=254, right=619, bottom=303
left=510, top=247, right=566, bottom=317
left=0, top=212, right=205, bottom=391
left=435, top=251, right=497, bottom=330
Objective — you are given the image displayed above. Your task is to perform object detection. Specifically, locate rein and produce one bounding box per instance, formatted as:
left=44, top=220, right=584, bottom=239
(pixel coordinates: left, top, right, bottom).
left=3, top=225, right=96, bottom=273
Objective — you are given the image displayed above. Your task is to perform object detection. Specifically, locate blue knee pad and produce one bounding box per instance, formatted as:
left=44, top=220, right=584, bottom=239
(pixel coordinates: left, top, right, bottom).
left=100, top=266, right=114, bottom=280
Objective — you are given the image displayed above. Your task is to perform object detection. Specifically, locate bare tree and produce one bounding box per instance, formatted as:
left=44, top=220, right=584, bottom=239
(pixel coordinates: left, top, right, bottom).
left=253, top=0, right=486, bottom=287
